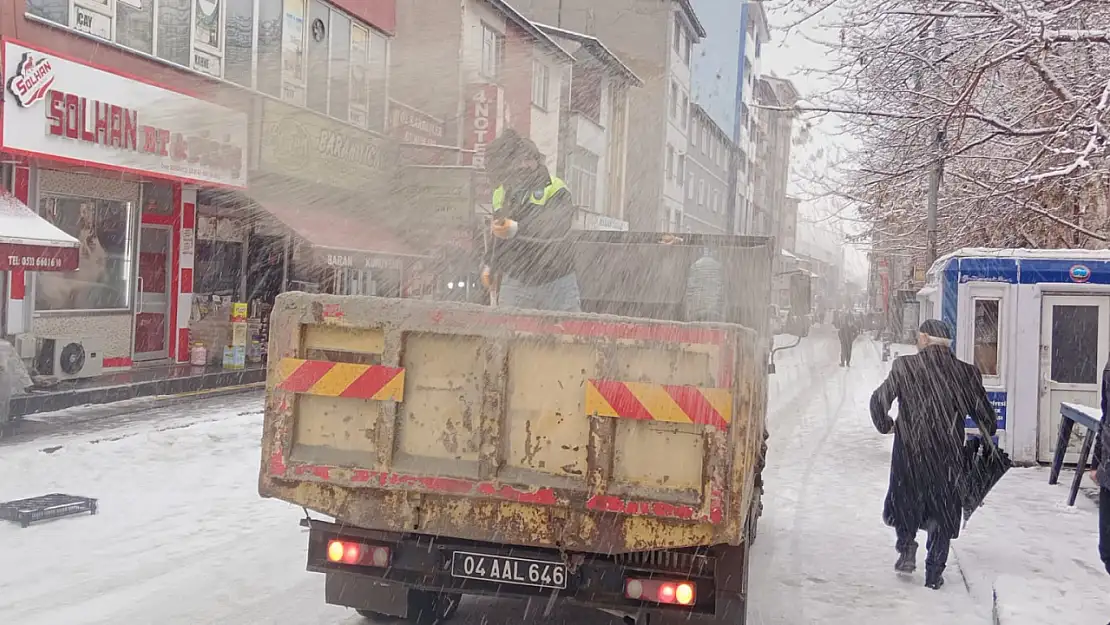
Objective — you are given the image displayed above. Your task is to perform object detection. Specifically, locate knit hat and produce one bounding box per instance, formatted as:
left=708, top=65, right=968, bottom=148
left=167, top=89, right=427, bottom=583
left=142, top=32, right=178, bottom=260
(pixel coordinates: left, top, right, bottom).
left=919, top=319, right=952, bottom=340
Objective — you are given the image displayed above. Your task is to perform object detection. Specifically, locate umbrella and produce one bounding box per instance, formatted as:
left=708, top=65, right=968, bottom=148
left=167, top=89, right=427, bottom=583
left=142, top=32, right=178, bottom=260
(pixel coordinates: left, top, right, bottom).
left=961, top=433, right=1013, bottom=525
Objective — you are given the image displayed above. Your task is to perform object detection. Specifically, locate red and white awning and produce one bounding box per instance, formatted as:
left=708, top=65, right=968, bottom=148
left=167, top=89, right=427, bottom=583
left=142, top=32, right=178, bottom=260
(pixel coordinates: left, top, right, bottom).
left=0, top=191, right=80, bottom=271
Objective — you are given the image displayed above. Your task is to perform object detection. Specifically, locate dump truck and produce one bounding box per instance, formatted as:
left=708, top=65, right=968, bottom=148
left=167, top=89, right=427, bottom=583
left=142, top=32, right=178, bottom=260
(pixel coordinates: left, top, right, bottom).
left=259, top=233, right=775, bottom=624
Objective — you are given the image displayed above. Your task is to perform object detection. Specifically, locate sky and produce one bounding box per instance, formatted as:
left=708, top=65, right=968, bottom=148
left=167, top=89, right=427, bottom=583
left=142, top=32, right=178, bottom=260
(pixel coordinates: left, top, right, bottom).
left=759, top=0, right=870, bottom=285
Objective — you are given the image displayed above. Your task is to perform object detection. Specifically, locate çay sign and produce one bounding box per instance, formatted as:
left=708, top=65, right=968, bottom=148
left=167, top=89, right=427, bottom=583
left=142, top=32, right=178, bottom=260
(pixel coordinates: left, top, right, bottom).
left=2, top=41, right=248, bottom=188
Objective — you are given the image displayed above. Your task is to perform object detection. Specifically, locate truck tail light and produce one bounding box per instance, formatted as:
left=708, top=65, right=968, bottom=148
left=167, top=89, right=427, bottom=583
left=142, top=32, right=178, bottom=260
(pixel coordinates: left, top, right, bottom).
left=624, top=578, right=697, bottom=606
left=326, top=539, right=391, bottom=568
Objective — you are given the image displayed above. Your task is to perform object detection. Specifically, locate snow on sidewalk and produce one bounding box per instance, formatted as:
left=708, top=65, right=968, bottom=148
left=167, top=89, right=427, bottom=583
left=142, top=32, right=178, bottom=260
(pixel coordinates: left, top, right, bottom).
left=0, top=394, right=346, bottom=625
left=954, top=468, right=1110, bottom=624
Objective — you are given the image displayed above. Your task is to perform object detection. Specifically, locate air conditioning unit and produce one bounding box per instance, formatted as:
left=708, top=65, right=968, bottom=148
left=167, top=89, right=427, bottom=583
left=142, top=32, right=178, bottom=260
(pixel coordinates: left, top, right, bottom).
left=34, top=337, right=105, bottom=381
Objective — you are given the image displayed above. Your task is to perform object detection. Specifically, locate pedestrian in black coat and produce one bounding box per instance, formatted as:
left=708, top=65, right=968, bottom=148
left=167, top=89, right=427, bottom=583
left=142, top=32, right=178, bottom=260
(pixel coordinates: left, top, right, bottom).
left=869, top=319, right=998, bottom=589
left=1093, top=362, right=1110, bottom=575
left=838, top=314, right=858, bottom=366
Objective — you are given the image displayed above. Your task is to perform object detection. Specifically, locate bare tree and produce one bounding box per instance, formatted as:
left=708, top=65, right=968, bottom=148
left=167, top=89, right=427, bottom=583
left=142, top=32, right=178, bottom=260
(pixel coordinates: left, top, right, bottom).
left=792, top=0, right=1110, bottom=257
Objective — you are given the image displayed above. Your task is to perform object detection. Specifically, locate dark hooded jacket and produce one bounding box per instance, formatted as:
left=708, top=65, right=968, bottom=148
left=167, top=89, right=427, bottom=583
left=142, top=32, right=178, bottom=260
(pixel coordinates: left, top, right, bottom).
left=870, top=345, right=998, bottom=538
left=1095, top=363, right=1110, bottom=490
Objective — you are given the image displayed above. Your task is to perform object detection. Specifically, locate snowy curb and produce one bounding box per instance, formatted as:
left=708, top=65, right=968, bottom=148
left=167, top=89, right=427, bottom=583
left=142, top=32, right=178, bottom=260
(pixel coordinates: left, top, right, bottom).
left=991, top=574, right=1110, bottom=624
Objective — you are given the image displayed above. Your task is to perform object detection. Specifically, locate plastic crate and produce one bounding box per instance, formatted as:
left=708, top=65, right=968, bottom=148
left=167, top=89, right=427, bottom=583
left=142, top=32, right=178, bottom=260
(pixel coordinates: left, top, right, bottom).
left=0, top=493, right=98, bottom=527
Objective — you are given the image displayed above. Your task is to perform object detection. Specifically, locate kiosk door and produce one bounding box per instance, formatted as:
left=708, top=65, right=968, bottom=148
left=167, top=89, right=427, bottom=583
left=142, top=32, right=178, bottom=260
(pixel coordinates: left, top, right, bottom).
left=1038, top=295, right=1110, bottom=462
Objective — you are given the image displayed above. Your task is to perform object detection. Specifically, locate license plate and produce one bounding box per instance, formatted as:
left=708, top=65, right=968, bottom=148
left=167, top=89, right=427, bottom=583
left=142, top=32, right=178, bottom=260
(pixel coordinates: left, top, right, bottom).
left=450, top=551, right=567, bottom=589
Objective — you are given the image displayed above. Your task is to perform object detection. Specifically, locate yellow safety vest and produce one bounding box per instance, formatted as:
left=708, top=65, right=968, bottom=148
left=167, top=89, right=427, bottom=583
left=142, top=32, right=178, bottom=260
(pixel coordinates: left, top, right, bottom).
left=492, top=177, right=568, bottom=213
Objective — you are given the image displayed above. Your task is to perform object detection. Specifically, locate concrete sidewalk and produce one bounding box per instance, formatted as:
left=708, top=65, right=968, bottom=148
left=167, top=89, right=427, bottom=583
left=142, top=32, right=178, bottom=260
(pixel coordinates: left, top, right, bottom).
left=952, top=467, right=1109, bottom=624
left=10, top=362, right=264, bottom=419
left=3, top=385, right=263, bottom=445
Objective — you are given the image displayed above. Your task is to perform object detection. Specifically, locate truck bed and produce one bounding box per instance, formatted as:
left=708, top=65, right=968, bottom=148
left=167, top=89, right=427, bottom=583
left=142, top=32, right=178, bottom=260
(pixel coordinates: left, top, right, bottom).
left=259, top=293, right=763, bottom=554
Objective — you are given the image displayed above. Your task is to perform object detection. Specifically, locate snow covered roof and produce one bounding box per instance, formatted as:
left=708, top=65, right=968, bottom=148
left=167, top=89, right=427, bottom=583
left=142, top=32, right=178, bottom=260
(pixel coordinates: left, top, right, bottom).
left=533, top=23, right=643, bottom=86
left=928, top=247, right=1110, bottom=275
left=0, top=191, right=78, bottom=248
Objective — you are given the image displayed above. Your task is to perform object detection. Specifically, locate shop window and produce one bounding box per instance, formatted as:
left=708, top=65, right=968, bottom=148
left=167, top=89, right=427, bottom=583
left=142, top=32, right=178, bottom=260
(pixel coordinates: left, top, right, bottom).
left=306, top=0, right=330, bottom=114
left=27, top=0, right=69, bottom=24
left=36, top=196, right=134, bottom=312
left=973, top=299, right=1000, bottom=376
left=328, top=10, right=352, bottom=121
left=368, top=29, right=389, bottom=132
left=158, top=0, right=193, bottom=67
left=117, top=0, right=154, bottom=54
left=226, top=0, right=256, bottom=88
left=256, top=0, right=284, bottom=97
left=279, top=0, right=308, bottom=104
left=142, top=182, right=175, bottom=215
left=349, top=23, right=371, bottom=127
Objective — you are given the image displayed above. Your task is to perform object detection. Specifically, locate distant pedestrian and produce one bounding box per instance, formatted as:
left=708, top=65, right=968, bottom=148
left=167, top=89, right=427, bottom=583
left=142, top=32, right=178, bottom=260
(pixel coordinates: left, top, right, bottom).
left=1094, top=361, right=1110, bottom=575
left=869, top=319, right=998, bottom=589
left=838, top=313, right=858, bottom=366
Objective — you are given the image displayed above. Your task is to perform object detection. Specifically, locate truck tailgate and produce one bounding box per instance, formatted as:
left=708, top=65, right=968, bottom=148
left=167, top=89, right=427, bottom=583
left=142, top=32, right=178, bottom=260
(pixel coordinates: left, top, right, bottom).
left=260, top=293, right=762, bottom=553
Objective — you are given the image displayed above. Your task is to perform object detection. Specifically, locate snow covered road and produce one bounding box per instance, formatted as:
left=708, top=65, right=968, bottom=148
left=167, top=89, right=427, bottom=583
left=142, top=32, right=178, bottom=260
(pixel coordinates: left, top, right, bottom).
left=1, top=326, right=1103, bottom=624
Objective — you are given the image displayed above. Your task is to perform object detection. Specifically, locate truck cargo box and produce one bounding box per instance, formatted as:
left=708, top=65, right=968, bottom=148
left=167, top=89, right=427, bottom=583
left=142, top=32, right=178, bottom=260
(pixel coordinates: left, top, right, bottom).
left=260, top=294, right=764, bottom=554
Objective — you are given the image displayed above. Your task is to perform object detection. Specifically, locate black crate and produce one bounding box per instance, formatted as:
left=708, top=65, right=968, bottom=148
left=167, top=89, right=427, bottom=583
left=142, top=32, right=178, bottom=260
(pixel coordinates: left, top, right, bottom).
left=0, top=493, right=98, bottom=527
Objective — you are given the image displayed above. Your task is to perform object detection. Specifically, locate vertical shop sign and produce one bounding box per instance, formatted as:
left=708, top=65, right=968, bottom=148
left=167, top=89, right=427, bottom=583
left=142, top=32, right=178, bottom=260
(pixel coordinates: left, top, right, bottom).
left=462, top=84, right=500, bottom=168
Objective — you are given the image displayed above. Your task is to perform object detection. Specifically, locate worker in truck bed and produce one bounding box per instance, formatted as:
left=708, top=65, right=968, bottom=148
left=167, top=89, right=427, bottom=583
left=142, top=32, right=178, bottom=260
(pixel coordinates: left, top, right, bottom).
left=480, top=129, right=581, bottom=312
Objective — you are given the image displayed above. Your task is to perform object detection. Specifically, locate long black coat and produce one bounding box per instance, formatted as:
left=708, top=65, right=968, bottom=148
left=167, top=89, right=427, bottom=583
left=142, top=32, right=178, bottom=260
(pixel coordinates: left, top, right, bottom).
left=870, top=345, right=998, bottom=538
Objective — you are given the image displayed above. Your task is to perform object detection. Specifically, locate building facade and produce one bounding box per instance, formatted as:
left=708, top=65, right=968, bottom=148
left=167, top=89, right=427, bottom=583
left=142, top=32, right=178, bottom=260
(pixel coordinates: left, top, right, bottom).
left=752, top=75, right=798, bottom=243
left=512, top=0, right=706, bottom=232
left=684, top=103, right=732, bottom=234
left=0, top=0, right=431, bottom=374
left=536, top=23, right=642, bottom=231
left=391, top=0, right=572, bottom=184
left=689, top=0, right=768, bottom=235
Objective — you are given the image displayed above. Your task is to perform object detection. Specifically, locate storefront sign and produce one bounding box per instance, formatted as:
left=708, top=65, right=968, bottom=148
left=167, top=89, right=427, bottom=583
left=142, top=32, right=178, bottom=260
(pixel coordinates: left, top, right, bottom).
left=388, top=100, right=446, bottom=145
left=2, top=41, right=248, bottom=188
left=258, top=98, right=398, bottom=193
left=72, top=6, right=112, bottom=41
left=393, top=166, right=475, bottom=226
left=319, top=249, right=404, bottom=271
left=576, top=210, right=629, bottom=232
left=0, top=242, right=79, bottom=271
left=462, top=84, right=501, bottom=169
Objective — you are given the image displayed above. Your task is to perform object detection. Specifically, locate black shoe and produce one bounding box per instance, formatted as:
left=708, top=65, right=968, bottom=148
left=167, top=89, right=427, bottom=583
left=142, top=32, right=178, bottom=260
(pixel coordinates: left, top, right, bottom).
left=894, top=545, right=917, bottom=573
left=924, top=568, right=945, bottom=589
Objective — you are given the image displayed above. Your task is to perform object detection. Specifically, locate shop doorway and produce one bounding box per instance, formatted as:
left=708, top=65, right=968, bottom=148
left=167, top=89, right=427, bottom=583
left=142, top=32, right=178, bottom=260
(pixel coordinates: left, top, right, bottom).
left=133, top=224, right=172, bottom=361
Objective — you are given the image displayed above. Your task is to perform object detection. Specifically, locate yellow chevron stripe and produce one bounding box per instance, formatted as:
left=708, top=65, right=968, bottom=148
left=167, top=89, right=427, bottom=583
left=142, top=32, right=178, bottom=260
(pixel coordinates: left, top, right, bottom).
left=273, top=358, right=305, bottom=387
left=373, top=370, right=406, bottom=400
left=702, top=388, right=734, bottom=422
left=626, top=382, right=693, bottom=425
left=585, top=381, right=617, bottom=416
left=309, top=362, right=369, bottom=396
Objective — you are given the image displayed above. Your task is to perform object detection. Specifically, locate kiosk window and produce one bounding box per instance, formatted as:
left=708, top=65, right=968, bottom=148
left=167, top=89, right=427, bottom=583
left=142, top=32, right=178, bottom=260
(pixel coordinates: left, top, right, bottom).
left=1051, top=304, right=1099, bottom=384
left=973, top=299, right=1000, bottom=376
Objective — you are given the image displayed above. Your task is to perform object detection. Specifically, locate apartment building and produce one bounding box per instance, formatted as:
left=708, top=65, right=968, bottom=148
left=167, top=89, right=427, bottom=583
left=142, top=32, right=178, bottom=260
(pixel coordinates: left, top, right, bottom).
left=512, top=0, right=706, bottom=232
left=391, top=0, right=573, bottom=186
left=535, top=23, right=642, bottom=231
left=752, top=75, right=798, bottom=244
left=0, top=0, right=453, bottom=375
left=684, top=103, right=733, bottom=234
left=690, top=0, right=768, bottom=234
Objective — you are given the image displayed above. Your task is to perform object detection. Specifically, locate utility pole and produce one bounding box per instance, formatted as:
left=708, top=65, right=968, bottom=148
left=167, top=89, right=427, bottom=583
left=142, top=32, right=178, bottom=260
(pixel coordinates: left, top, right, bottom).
left=925, top=129, right=943, bottom=266
left=924, top=18, right=946, bottom=268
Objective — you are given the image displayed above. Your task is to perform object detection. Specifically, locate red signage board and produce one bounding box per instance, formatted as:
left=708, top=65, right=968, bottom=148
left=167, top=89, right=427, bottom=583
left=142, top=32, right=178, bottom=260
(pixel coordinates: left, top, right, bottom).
left=0, top=242, right=79, bottom=271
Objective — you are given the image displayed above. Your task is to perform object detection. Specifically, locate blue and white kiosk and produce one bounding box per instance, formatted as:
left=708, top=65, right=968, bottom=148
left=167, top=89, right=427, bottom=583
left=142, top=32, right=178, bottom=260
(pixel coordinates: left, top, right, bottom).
left=917, top=248, right=1110, bottom=465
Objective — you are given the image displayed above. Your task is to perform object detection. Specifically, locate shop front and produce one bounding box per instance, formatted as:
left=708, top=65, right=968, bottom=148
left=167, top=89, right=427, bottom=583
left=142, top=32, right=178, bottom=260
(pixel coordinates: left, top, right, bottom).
left=249, top=97, right=436, bottom=298
left=1, top=39, right=249, bottom=372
